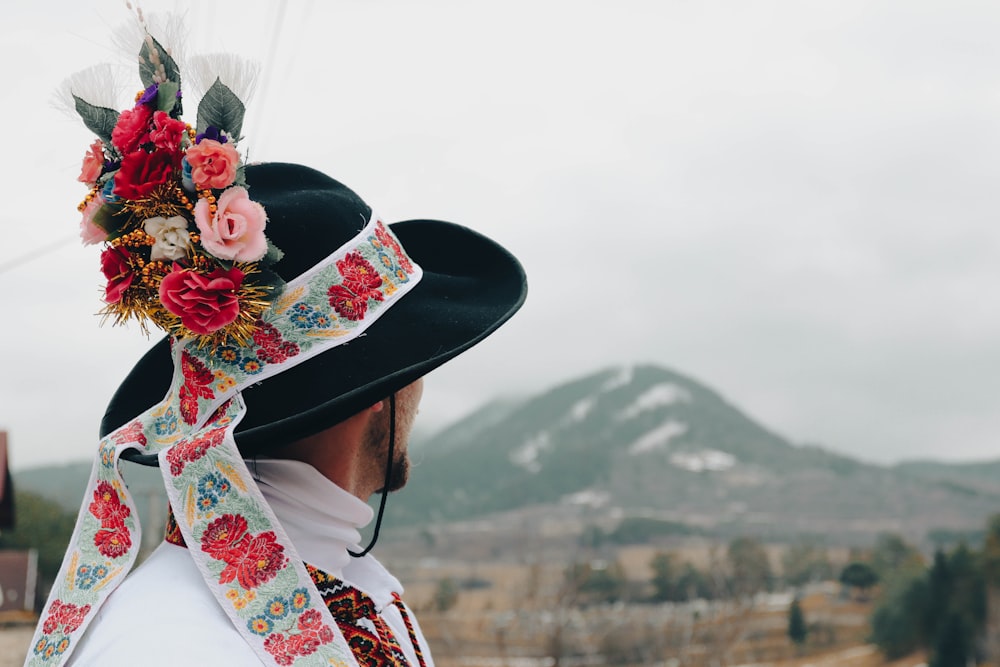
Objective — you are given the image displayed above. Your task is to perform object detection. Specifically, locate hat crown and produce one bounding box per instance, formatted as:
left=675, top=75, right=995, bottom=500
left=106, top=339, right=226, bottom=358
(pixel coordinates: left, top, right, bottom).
left=245, top=163, right=373, bottom=281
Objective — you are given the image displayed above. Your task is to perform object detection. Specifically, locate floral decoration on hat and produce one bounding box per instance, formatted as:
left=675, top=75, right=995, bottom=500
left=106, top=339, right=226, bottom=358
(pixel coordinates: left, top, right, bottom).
left=72, top=28, right=283, bottom=346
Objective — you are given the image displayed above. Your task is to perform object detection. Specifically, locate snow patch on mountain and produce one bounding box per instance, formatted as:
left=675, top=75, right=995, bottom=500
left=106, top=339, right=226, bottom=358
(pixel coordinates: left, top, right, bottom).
left=628, top=420, right=688, bottom=454
left=509, top=432, right=551, bottom=474
left=602, top=366, right=634, bottom=391
left=618, top=383, right=691, bottom=420
left=565, top=397, right=596, bottom=425
left=670, top=449, right=736, bottom=472
left=562, top=489, right=611, bottom=508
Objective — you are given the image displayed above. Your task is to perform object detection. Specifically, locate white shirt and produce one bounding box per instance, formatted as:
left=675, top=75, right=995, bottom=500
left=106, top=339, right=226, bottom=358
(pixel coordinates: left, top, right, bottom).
left=68, top=459, right=434, bottom=666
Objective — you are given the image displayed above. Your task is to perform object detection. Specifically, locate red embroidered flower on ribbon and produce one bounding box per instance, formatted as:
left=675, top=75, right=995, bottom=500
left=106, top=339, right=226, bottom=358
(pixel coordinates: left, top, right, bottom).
left=89, top=481, right=131, bottom=528
left=165, top=426, right=227, bottom=476
left=263, top=610, right=334, bottom=665
left=42, top=601, right=92, bottom=635
left=178, top=349, right=217, bottom=424
left=100, top=246, right=136, bottom=304
left=111, top=420, right=147, bottom=447
left=160, top=265, right=245, bottom=336
left=200, top=513, right=249, bottom=560
left=252, top=321, right=300, bottom=365
left=201, top=514, right=287, bottom=589
left=327, top=252, right=383, bottom=321
left=375, top=221, right=414, bottom=274
left=221, top=531, right=287, bottom=590
left=94, top=524, right=132, bottom=558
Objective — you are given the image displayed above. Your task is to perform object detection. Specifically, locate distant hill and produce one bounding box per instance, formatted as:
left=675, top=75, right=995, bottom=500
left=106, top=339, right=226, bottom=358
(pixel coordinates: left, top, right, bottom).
left=13, top=364, right=1000, bottom=544
left=392, top=364, right=1000, bottom=541
left=894, top=459, right=1000, bottom=493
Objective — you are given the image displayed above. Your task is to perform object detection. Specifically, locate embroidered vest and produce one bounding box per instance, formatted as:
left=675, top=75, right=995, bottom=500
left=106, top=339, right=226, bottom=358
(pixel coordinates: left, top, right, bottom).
left=166, top=510, right=428, bottom=667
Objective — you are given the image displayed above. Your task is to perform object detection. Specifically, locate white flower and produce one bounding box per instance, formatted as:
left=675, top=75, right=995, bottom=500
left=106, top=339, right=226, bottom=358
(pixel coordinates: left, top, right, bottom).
left=144, top=216, right=191, bottom=261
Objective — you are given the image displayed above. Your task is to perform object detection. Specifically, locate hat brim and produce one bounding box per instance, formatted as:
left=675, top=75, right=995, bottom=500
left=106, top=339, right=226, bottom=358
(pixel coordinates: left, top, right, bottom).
left=100, top=219, right=527, bottom=462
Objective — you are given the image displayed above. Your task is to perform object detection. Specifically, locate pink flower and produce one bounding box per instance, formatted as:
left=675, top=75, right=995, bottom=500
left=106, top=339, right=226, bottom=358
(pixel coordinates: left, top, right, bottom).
left=186, top=139, right=240, bottom=190
left=100, top=246, right=135, bottom=303
left=79, top=194, right=108, bottom=246
left=78, top=139, right=104, bottom=185
left=194, top=187, right=268, bottom=262
left=149, top=111, right=187, bottom=153
left=159, top=264, right=245, bottom=334
left=111, top=105, right=153, bottom=154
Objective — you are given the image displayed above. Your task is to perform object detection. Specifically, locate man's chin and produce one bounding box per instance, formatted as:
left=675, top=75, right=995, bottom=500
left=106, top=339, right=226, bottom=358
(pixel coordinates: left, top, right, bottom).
left=377, top=457, right=410, bottom=494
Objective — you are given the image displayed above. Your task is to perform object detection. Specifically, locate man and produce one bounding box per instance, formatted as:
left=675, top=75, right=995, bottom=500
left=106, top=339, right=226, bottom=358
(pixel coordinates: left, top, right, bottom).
left=50, top=161, right=526, bottom=666
left=28, top=36, right=527, bottom=662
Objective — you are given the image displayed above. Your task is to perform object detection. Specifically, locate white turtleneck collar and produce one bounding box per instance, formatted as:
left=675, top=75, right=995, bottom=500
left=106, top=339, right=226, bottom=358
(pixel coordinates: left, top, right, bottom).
left=249, top=458, right=374, bottom=578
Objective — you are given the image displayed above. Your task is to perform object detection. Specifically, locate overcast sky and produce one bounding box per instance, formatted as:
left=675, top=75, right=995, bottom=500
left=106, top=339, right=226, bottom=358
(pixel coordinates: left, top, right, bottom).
left=2, top=0, right=999, bottom=470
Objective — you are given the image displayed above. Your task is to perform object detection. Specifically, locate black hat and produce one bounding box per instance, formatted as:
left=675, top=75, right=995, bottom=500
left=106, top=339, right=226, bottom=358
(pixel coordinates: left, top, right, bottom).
left=101, top=162, right=527, bottom=462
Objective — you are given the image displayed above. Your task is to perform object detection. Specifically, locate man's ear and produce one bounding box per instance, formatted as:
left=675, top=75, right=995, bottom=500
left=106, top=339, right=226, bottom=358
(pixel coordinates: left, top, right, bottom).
left=369, top=399, right=385, bottom=413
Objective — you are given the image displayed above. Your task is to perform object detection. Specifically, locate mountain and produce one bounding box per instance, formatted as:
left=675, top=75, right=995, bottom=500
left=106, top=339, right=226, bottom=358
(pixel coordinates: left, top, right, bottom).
left=12, top=364, right=1000, bottom=544
left=392, top=364, right=1000, bottom=541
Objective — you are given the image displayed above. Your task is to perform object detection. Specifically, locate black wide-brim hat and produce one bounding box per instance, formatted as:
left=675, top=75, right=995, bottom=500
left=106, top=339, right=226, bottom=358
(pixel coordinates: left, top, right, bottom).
left=101, top=163, right=527, bottom=462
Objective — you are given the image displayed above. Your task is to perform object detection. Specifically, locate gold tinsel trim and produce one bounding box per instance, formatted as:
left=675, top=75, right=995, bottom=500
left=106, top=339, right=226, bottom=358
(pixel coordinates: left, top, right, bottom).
left=120, top=182, right=192, bottom=223
left=144, top=261, right=275, bottom=348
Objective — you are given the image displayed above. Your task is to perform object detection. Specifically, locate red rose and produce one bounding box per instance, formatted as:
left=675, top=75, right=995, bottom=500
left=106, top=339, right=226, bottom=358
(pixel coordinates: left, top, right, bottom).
left=114, top=149, right=176, bottom=200
left=149, top=111, right=187, bottom=152
left=100, top=246, right=135, bottom=303
left=94, top=525, right=132, bottom=558
left=200, top=513, right=249, bottom=560
left=219, top=531, right=286, bottom=589
left=111, top=105, right=153, bottom=153
left=89, top=481, right=131, bottom=527
left=159, top=265, right=245, bottom=335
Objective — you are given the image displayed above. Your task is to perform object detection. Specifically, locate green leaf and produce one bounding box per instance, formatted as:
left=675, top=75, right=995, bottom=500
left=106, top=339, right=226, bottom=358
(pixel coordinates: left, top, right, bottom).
left=92, top=202, right=126, bottom=236
left=138, top=34, right=181, bottom=88
left=73, top=96, right=119, bottom=145
left=197, top=78, right=245, bottom=140
left=255, top=268, right=287, bottom=296
left=233, top=164, right=247, bottom=188
left=156, top=81, right=180, bottom=113
left=263, top=240, right=284, bottom=266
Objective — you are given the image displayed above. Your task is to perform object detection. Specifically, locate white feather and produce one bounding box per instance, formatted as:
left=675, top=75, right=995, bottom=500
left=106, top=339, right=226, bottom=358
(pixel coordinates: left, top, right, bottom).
left=53, top=64, right=131, bottom=119
left=186, top=54, right=260, bottom=108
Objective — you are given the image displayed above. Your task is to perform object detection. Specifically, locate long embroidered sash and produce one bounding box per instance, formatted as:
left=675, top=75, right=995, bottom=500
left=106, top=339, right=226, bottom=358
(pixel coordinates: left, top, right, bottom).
left=165, top=511, right=426, bottom=667
left=27, top=215, right=422, bottom=667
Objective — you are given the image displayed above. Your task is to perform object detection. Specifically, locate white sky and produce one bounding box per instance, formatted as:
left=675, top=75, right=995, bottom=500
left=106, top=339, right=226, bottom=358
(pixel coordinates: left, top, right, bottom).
left=2, top=0, right=999, bottom=470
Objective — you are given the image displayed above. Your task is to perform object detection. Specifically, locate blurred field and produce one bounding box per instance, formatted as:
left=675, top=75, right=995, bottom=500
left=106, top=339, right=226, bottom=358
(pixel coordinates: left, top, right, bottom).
left=0, top=626, right=32, bottom=667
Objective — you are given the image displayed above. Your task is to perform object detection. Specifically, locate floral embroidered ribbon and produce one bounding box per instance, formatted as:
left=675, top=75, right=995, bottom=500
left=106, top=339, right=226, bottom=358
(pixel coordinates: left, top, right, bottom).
left=26, top=215, right=422, bottom=667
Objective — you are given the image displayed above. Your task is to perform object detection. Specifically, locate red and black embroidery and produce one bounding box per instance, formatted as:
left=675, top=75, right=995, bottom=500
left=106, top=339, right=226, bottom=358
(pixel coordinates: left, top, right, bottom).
left=392, top=593, right=428, bottom=667
left=308, top=564, right=410, bottom=667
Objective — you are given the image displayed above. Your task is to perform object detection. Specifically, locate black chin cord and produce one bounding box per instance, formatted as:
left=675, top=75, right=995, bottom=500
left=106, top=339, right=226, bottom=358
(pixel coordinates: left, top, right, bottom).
left=349, top=394, right=395, bottom=558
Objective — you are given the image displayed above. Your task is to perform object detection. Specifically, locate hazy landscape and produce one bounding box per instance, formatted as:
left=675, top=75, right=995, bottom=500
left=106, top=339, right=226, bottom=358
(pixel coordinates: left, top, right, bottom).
left=4, top=364, right=999, bottom=666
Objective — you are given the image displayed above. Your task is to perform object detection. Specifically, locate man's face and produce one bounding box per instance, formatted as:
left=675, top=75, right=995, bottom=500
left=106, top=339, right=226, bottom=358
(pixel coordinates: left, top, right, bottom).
left=364, top=378, right=424, bottom=493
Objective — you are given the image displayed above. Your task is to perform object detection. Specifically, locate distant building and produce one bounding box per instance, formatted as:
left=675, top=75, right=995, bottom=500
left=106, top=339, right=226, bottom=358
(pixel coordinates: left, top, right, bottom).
left=0, top=549, right=37, bottom=615
left=0, top=431, right=12, bottom=529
